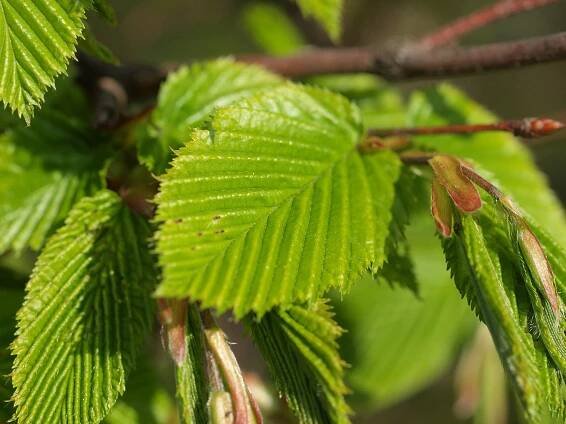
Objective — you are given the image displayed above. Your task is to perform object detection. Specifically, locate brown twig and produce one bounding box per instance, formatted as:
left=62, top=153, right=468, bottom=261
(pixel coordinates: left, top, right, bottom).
left=368, top=118, right=565, bottom=139
left=418, top=0, right=559, bottom=50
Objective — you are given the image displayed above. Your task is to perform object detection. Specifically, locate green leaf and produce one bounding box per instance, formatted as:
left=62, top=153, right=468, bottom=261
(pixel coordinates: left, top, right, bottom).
left=336, top=214, right=475, bottom=410
left=0, top=109, right=107, bottom=254
left=140, top=59, right=282, bottom=174
left=442, top=212, right=564, bottom=423
left=0, top=0, right=87, bottom=122
left=407, top=84, right=566, bottom=243
left=249, top=301, right=350, bottom=424
left=155, top=84, right=401, bottom=317
left=294, top=0, right=343, bottom=41
left=12, top=190, right=156, bottom=424
left=242, top=2, right=305, bottom=56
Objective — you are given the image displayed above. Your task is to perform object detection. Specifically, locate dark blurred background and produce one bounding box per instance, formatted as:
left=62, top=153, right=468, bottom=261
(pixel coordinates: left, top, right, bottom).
left=91, top=2, right=566, bottom=422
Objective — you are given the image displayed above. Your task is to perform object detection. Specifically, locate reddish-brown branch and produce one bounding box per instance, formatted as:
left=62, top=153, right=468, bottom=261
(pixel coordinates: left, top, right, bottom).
left=237, top=32, right=566, bottom=80
left=418, top=0, right=559, bottom=50
left=368, top=118, right=565, bottom=139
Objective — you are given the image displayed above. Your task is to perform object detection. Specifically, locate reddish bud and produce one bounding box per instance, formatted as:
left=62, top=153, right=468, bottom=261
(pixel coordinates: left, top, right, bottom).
left=517, top=224, right=561, bottom=318
left=431, top=177, right=454, bottom=237
left=511, top=118, right=565, bottom=138
left=429, top=155, right=482, bottom=213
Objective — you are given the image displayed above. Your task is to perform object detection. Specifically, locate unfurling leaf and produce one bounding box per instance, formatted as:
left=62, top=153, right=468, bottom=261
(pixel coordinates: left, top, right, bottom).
left=155, top=84, right=400, bottom=317
left=249, top=301, right=350, bottom=424
left=516, top=221, right=561, bottom=318
left=443, top=211, right=564, bottom=423
left=12, top=190, right=155, bottom=424
left=429, top=155, right=482, bottom=213
left=431, top=177, right=454, bottom=237
left=408, top=84, right=566, bottom=242
left=165, top=302, right=209, bottom=424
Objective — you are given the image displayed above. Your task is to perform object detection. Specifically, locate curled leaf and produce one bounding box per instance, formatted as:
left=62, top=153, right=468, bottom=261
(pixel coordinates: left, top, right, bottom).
left=429, top=155, right=482, bottom=213
left=431, top=177, right=454, bottom=237
left=516, top=222, right=561, bottom=319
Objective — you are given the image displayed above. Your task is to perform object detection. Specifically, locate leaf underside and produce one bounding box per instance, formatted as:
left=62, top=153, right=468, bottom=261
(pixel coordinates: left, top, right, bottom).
left=12, top=190, right=155, bottom=424
left=249, top=301, right=350, bottom=424
left=0, top=0, right=86, bottom=121
left=155, top=84, right=401, bottom=317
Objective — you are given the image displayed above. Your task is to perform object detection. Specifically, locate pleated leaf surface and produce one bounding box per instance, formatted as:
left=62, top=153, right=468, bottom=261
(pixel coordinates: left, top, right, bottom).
left=249, top=301, right=350, bottom=424
left=155, top=84, right=401, bottom=316
left=0, top=0, right=87, bottom=121
left=12, top=190, right=156, bottom=424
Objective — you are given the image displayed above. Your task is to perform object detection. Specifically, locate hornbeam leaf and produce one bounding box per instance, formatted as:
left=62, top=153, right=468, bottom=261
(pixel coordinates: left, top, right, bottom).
left=0, top=0, right=88, bottom=121
left=155, top=84, right=401, bottom=317
left=140, top=59, right=282, bottom=174
left=249, top=301, right=350, bottom=424
left=293, top=0, right=343, bottom=41
left=0, top=109, right=107, bottom=254
left=443, top=213, right=564, bottom=423
left=12, top=190, right=156, bottom=424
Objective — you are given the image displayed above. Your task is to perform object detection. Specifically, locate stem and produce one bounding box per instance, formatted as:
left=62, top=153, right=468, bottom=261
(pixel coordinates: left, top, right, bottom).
left=418, top=0, right=559, bottom=50
left=202, top=311, right=262, bottom=424
left=368, top=118, right=565, bottom=139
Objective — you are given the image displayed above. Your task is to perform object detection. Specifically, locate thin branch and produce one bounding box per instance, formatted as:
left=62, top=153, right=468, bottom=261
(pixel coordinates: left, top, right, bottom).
left=238, top=32, right=566, bottom=80
left=368, top=118, right=565, bottom=139
left=418, top=0, right=559, bottom=50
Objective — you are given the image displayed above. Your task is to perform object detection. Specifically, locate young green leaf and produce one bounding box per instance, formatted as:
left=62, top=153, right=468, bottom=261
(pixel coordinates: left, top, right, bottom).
left=0, top=0, right=88, bottom=122
left=140, top=59, right=282, bottom=174
left=12, top=190, right=156, bottom=424
left=293, top=0, right=343, bottom=41
left=428, top=155, right=482, bottom=213
left=248, top=301, right=350, bottom=424
left=0, top=110, right=107, bottom=254
left=155, top=84, right=401, bottom=317
left=442, top=213, right=563, bottom=423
